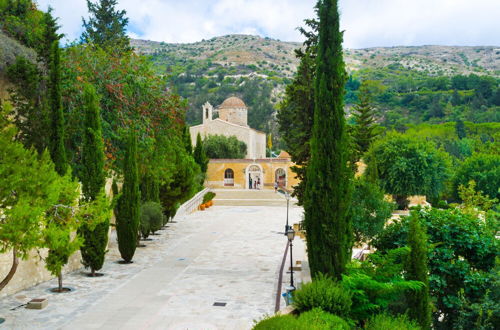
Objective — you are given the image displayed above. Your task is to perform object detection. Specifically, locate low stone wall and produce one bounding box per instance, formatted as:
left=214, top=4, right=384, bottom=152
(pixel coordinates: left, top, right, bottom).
left=0, top=249, right=82, bottom=299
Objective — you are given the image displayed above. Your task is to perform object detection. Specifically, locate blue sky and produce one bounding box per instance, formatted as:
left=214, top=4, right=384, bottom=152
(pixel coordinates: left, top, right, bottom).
left=37, top=0, right=500, bottom=48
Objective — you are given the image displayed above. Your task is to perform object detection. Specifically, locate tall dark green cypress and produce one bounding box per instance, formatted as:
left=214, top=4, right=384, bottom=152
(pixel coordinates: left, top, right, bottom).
left=303, top=0, right=352, bottom=280
left=48, top=40, right=67, bottom=175
left=193, top=133, right=208, bottom=173
left=183, top=126, right=193, bottom=154
left=79, top=84, right=109, bottom=276
left=116, top=131, right=140, bottom=263
left=352, top=85, right=377, bottom=162
left=406, top=213, right=431, bottom=329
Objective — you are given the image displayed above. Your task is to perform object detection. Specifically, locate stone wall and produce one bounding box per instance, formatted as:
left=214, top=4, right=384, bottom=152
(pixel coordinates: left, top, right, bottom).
left=206, top=158, right=299, bottom=189
left=0, top=178, right=116, bottom=298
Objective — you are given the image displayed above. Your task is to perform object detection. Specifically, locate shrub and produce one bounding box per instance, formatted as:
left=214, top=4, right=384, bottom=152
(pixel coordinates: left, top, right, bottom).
left=202, top=191, right=216, bottom=204
left=365, top=313, right=420, bottom=330
left=293, top=274, right=352, bottom=317
left=253, top=308, right=351, bottom=330
left=140, top=202, right=164, bottom=237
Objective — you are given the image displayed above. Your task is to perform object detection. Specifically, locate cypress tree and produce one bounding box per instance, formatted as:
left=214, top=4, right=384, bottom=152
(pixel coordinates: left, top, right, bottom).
left=182, top=126, right=193, bottom=154
left=277, top=51, right=315, bottom=205
left=455, top=118, right=466, bottom=139
left=193, top=133, right=208, bottom=173
left=352, top=83, right=378, bottom=162
left=116, top=131, right=140, bottom=263
left=405, top=213, right=431, bottom=329
left=303, top=0, right=352, bottom=280
left=48, top=40, right=67, bottom=175
left=79, top=84, right=109, bottom=276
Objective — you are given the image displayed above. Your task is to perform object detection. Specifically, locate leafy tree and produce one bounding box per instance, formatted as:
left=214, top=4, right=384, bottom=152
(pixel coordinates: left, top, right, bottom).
left=351, top=178, right=394, bottom=244
left=78, top=84, right=110, bottom=276
left=453, top=153, right=500, bottom=200
left=405, top=213, right=431, bottom=329
left=0, top=116, right=66, bottom=291
left=115, top=131, right=140, bottom=263
left=159, top=141, right=200, bottom=221
left=48, top=40, right=67, bottom=175
left=352, top=81, right=380, bottom=161
left=303, top=0, right=353, bottom=280
left=373, top=208, right=498, bottom=329
left=193, top=133, right=209, bottom=173
left=277, top=52, right=315, bottom=205
left=140, top=201, right=163, bottom=238
left=81, top=0, right=132, bottom=54
left=42, top=174, right=81, bottom=292
left=202, top=134, right=247, bottom=159
left=365, top=133, right=451, bottom=209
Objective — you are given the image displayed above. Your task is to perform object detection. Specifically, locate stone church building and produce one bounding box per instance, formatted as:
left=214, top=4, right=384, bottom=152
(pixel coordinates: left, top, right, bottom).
left=189, top=97, right=266, bottom=159
left=189, top=97, right=298, bottom=190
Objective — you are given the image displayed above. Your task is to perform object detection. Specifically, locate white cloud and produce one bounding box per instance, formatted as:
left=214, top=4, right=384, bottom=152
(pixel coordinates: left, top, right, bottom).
left=36, top=0, right=500, bottom=47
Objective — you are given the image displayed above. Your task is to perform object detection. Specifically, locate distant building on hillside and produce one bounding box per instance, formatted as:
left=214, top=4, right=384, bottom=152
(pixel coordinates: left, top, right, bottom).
left=189, top=96, right=298, bottom=190
left=189, top=97, right=266, bottom=159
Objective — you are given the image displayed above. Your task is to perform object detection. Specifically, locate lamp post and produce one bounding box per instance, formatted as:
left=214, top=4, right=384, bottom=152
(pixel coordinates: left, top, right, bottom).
left=284, top=191, right=290, bottom=234
left=286, top=227, right=295, bottom=289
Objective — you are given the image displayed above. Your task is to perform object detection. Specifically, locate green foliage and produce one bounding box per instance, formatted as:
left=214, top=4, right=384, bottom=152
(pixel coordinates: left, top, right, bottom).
left=182, top=126, right=193, bottom=154
left=304, top=0, right=353, bottom=280
left=6, top=55, right=49, bottom=153
left=140, top=201, right=164, bottom=236
left=159, top=141, right=201, bottom=221
left=365, top=132, right=451, bottom=208
left=453, top=153, right=500, bottom=200
left=0, top=116, right=66, bottom=290
left=41, top=172, right=81, bottom=290
left=351, top=178, right=394, bottom=243
left=373, top=207, right=498, bottom=329
left=405, top=213, right=431, bottom=329
left=202, top=191, right=216, bottom=204
left=277, top=52, right=315, bottom=205
left=202, top=134, right=247, bottom=159
left=48, top=40, right=67, bottom=175
left=341, top=270, right=423, bottom=322
left=81, top=0, right=132, bottom=55
left=293, top=274, right=352, bottom=318
left=116, top=131, right=140, bottom=262
left=253, top=308, right=350, bottom=330
left=78, top=83, right=108, bottom=275
left=77, top=191, right=111, bottom=275
left=80, top=83, right=106, bottom=201
left=352, top=81, right=380, bottom=161
left=457, top=180, right=498, bottom=214
left=193, top=133, right=209, bottom=176
left=365, top=313, right=421, bottom=330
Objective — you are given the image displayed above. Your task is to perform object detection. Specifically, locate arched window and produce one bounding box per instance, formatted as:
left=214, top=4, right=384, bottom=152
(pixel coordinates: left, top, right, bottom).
left=224, top=168, right=234, bottom=186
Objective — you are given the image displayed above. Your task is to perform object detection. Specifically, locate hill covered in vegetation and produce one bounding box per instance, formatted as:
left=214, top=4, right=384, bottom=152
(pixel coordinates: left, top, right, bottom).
left=132, top=35, right=500, bottom=140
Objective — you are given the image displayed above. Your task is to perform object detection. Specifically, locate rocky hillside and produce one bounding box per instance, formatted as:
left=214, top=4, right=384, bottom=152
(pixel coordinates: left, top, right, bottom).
left=132, top=35, right=500, bottom=78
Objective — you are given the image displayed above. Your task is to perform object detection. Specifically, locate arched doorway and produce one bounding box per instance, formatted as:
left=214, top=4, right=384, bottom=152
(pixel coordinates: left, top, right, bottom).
left=246, top=164, right=262, bottom=189
left=224, top=168, right=234, bottom=186
left=275, top=168, right=287, bottom=188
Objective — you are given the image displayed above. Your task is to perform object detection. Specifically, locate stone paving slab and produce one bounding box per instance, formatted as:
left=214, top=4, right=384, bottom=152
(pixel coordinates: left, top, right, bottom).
left=0, top=204, right=304, bottom=330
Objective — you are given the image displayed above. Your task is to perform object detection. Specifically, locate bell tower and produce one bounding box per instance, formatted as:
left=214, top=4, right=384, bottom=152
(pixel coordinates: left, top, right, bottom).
left=202, top=102, right=213, bottom=124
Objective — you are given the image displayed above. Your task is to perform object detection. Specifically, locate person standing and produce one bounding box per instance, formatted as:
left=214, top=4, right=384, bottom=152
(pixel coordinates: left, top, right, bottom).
left=257, top=177, right=261, bottom=190
left=249, top=176, right=253, bottom=189
left=274, top=181, right=278, bottom=193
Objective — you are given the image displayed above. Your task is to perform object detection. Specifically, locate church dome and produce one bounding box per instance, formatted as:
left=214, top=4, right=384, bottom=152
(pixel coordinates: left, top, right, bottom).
left=220, top=96, right=246, bottom=109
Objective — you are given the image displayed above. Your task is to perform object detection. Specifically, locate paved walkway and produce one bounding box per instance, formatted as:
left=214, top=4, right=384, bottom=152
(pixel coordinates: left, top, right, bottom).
left=0, top=191, right=304, bottom=329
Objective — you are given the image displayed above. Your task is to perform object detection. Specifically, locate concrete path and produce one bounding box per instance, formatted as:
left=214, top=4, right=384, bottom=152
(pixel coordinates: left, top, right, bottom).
left=0, top=191, right=304, bottom=330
